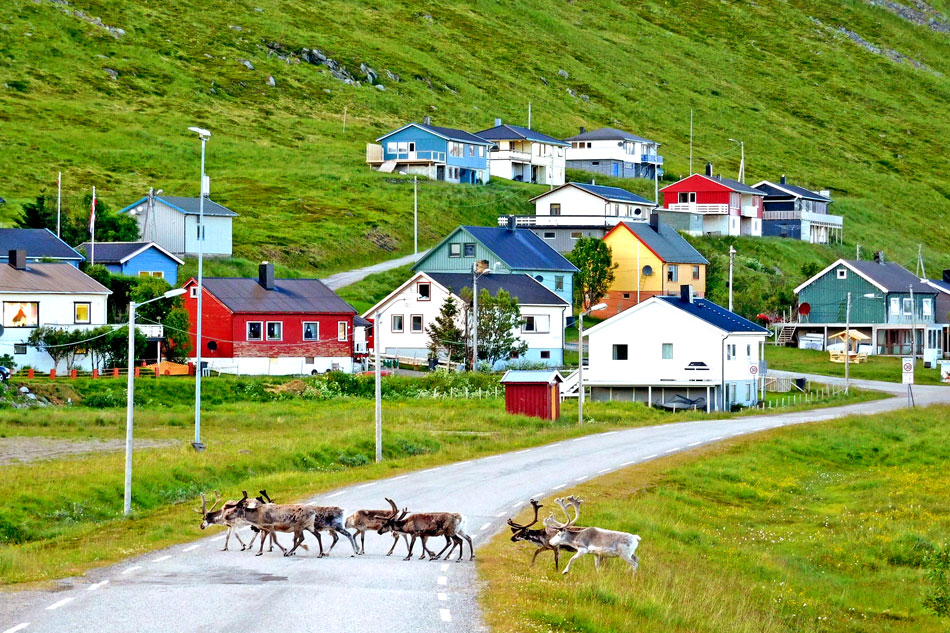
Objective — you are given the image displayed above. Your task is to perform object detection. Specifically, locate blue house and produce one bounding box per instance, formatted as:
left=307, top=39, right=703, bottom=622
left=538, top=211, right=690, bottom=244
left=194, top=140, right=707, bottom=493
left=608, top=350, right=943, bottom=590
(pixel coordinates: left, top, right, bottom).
left=77, top=241, right=184, bottom=285
left=413, top=220, right=578, bottom=314
left=0, top=229, right=84, bottom=267
left=754, top=176, right=843, bottom=244
left=366, top=118, right=492, bottom=184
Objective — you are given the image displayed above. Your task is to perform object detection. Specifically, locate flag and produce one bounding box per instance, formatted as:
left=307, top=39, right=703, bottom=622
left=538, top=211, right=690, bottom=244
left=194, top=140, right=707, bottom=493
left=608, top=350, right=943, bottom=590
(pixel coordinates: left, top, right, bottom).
left=89, top=186, right=96, bottom=235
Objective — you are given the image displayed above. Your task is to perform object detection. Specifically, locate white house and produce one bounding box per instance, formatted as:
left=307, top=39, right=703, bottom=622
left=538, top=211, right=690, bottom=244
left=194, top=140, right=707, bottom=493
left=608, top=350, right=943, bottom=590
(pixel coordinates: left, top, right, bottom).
left=583, top=286, right=769, bottom=411
left=118, top=195, right=237, bottom=257
left=529, top=182, right=655, bottom=224
left=563, top=127, right=663, bottom=180
left=475, top=121, right=569, bottom=186
left=363, top=271, right=568, bottom=369
left=0, top=250, right=111, bottom=372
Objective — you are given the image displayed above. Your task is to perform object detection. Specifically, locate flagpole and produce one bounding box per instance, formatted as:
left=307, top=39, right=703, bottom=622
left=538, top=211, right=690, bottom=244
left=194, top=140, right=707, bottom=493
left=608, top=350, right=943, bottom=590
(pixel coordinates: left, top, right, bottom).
left=90, top=186, right=96, bottom=266
left=57, top=172, right=62, bottom=238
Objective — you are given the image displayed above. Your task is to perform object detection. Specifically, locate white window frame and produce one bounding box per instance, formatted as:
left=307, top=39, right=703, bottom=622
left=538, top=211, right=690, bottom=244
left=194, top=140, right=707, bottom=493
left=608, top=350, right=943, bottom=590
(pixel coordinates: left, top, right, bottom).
left=612, top=344, right=628, bottom=361
left=522, top=315, right=550, bottom=334
left=903, top=298, right=913, bottom=316
left=337, top=321, right=348, bottom=341
left=417, top=282, right=431, bottom=301
left=265, top=321, right=283, bottom=341
left=410, top=314, right=424, bottom=333
left=667, top=265, right=678, bottom=282
left=555, top=276, right=564, bottom=291
left=922, top=298, right=933, bottom=318
left=246, top=321, right=263, bottom=341
left=889, top=297, right=900, bottom=316
left=391, top=314, right=404, bottom=333
left=138, top=271, right=165, bottom=279
left=543, top=231, right=556, bottom=240
left=449, top=243, right=461, bottom=258
left=303, top=321, right=319, bottom=341
left=837, top=268, right=848, bottom=280
left=662, top=343, right=673, bottom=360
left=74, top=301, right=91, bottom=325
left=190, top=286, right=199, bottom=298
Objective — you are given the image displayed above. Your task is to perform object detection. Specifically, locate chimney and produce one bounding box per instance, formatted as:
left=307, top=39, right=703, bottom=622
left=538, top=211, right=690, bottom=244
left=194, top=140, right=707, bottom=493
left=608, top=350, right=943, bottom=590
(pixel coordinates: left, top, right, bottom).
left=258, top=261, right=275, bottom=290
left=716, top=174, right=722, bottom=181
left=423, top=115, right=431, bottom=126
left=579, top=126, right=586, bottom=134
left=476, top=259, right=490, bottom=274
left=506, top=215, right=517, bottom=231
left=680, top=284, right=694, bottom=304
left=8, top=249, right=26, bottom=270
left=780, top=174, right=787, bottom=185
left=874, top=251, right=885, bottom=265
left=705, top=162, right=713, bottom=177
left=943, top=269, right=950, bottom=283
left=649, top=213, right=660, bottom=232
left=494, top=117, right=502, bottom=127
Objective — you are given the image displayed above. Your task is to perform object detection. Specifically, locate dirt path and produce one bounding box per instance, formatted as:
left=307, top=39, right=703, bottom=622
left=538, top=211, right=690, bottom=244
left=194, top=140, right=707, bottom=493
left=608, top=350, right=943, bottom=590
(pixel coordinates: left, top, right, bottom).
left=0, top=437, right=177, bottom=466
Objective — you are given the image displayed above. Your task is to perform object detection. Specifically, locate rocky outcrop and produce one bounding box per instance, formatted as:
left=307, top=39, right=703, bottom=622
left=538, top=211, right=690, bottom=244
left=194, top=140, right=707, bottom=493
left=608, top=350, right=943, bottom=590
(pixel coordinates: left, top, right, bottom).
left=46, top=0, right=125, bottom=38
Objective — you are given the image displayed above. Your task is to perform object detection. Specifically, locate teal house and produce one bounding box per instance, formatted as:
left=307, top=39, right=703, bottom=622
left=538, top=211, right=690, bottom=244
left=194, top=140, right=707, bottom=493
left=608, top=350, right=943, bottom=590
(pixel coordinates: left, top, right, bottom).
left=784, top=256, right=944, bottom=358
left=413, top=220, right=578, bottom=314
left=366, top=118, right=492, bottom=184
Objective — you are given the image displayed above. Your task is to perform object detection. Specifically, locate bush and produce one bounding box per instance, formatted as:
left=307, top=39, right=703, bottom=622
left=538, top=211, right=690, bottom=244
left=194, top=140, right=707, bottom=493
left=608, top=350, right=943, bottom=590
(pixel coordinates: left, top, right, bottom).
left=924, top=544, right=950, bottom=617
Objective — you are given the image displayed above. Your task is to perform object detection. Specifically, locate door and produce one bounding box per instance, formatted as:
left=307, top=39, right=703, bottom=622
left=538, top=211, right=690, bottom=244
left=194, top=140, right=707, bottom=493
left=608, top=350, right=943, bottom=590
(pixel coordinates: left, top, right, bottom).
left=436, top=165, right=445, bottom=180
left=612, top=162, right=619, bottom=177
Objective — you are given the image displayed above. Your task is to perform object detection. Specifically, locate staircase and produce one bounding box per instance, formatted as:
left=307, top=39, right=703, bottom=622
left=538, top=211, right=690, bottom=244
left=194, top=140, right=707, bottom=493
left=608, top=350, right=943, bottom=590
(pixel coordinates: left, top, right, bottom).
left=560, top=369, right=580, bottom=398
left=776, top=325, right=796, bottom=346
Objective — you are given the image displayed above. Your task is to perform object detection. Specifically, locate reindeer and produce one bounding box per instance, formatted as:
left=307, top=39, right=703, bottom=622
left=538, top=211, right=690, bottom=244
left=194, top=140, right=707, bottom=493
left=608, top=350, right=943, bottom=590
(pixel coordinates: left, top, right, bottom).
left=231, top=492, right=358, bottom=557
left=345, top=509, right=409, bottom=556
left=194, top=491, right=277, bottom=552
left=377, top=498, right=474, bottom=562
left=507, top=499, right=576, bottom=570
left=544, top=496, right=641, bottom=575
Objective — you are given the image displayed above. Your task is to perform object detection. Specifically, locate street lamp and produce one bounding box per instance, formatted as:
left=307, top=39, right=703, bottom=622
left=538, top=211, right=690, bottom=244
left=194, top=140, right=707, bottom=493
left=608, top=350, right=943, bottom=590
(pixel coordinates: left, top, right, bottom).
left=373, top=296, right=416, bottom=463
left=398, top=171, right=419, bottom=261
left=471, top=262, right=500, bottom=370
left=728, top=245, right=736, bottom=312
left=188, top=126, right=210, bottom=452
left=125, top=287, right=187, bottom=515
left=728, top=138, right=745, bottom=183
left=577, top=302, right=607, bottom=424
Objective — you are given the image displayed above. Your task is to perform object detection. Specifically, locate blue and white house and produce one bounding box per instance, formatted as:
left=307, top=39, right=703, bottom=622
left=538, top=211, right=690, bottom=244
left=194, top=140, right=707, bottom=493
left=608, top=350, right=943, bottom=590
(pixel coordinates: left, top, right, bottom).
left=118, top=195, right=237, bottom=257
left=474, top=120, right=569, bottom=186
left=754, top=176, right=842, bottom=244
left=413, top=221, right=578, bottom=312
left=364, top=271, right=568, bottom=369
left=563, top=127, right=664, bottom=180
left=77, top=241, right=184, bottom=285
left=0, top=229, right=84, bottom=267
left=583, top=286, right=769, bottom=411
left=366, top=119, right=492, bottom=184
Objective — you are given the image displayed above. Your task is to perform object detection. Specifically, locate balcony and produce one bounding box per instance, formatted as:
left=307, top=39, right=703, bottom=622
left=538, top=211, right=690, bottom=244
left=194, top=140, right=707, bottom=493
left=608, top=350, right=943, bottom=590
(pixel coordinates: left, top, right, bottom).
left=667, top=203, right=729, bottom=215
left=741, top=204, right=759, bottom=218
left=490, top=148, right=531, bottom=161
left=366, top=143, right=445, bottom=165
left=496, top=215, right=637, bottom=228
left=763, top=209, right=844, bottom=227
left=641, top=154, right=663, bottom=164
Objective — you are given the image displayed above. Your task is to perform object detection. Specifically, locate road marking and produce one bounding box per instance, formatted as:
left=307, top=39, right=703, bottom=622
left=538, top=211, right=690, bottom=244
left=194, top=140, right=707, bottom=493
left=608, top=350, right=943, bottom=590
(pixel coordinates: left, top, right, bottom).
left=358, top=482, right=377, bottom=489
left=439, top=608, right=452, bottom=622
left=391, top=475, right=408, bottom=481
left=515, top=449, right=530, bottom=455
left=571, top=436, right=588, bottom=442
left=2, top=624, right=29, bottom=633
left=602, top=431, right=619, bottom=436
left=121, top=566, right=142, bottom=575
left=552, top=484, right=566, bottom=490
left=754, top=427, right=766, bottom=431
left=575, top=476, right=588, bottom=482
left=710, top=436, right=724, bottom=440
left=437, top=592, right=448, bottom=601
left=211, top=534, right=227, bottom=542
left=182, top=544, right=201, bottom=552
left=483, top=455, right=499, bottom=461
left=153, top=555, right=171, bottom=563
left=437, top=576, right=447, bottom=585
left=532, top=492, right=545, bottom=499
left=643, top=454, right=658, bottom=460
left=46, top=597, right=75, bottom=611
left=730, top=432, right=743, bottom=437
left=327, top=491, right=345, bottom=498
left=495, top=512, right=506, bottom=517
left=440, top=563, right=449, bottom=572
left=87, top=580, right=109, bottom=591
left=620, top=460, right=635, bottom=466
left=597, top=468, right=611, bottom=474
left=510, top=501, right=524, bottom=509
left=665, top=448, right=678, bottom=454
left=479, top=522, right=491, bottom=531
left=687, top=442, right=701, bottom=447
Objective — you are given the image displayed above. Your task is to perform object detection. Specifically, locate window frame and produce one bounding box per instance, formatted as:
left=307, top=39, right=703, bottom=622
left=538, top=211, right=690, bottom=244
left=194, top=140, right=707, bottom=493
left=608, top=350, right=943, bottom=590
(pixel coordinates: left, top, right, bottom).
left=837, top=268, right=848, bottom=280
left=540, top=350, right=551, bottom=360
left=692, top=265, right=701, bottom=280
left=543, top=231, right=556, bottom=240
left=902, top=297, right=913, bottom=316
left=555, top=276, right=564, bottom=291
left=662, top=343, right=673, bottom=360
left=302, top=321, right=319, bottom=341
left=448, top=243, right=462, bottom=258
left=410, top=314, right=424, bottom=333
left=463, top=243, right=476, bottom=258
left=246, top=321, right=263, bottom=341
left=189, top=286, right=199, bottom=298
left=73, top=301, right=92, bottom=325
left=667, top=265, right=678, bottom=282
left=417, top=282, right=431, bottom=301
left=612, top=344, right=629, bottom=361
left=13, top=343, right=27, bottom=355
left=550, top=203, right=561, bottom=216
left=337, top=321, right=348, bottom=341
left=391, top=314, right=404, bottom=333
left=922, top=298, right=933, bottom=318
left=265, top=321, right=283, bottom=341
left=889, top=297, right=900, bottom=316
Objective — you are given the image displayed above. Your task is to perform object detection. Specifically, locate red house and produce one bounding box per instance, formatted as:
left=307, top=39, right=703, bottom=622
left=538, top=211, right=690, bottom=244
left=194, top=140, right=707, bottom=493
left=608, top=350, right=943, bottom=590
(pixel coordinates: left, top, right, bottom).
left=500, top=370, right=564, bottom=420
left=182, top=263, right=358, bottom=375
left=658, top=163, right=765, bottom=237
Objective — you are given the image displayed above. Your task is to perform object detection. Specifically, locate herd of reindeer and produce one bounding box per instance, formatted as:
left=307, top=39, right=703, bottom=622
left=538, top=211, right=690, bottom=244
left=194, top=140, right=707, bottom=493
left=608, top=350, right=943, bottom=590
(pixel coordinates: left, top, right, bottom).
left=194, top=490, right=642, bottom=574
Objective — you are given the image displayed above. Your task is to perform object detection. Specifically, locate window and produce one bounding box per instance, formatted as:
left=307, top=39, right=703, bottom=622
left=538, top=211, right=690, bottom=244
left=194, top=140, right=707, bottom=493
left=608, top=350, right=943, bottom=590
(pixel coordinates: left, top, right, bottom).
left=667, top=265, right=678, bottom=282
left=463, top=243, right=476, bottom=257
left=337, top=321, right=348, bottom=341
left=387, top=142, right=397, bottom=154
left=543, top=232, right=556, bottom=240
left=247, top=321, right=263, bottom=341
left=746, top=384, right=752, bottom=399
left=692, top=265, right=701, bottom=280
left=190, top=286, right=199, bottom=298
left=74, top=302, right=91, bottom=324
left=478, top=146, right=484, bottom=157
left=408, top=142, right=415, bottom=152
left=418, top=282, right=431, bottom=300
left=303, top=322, right=319, bottom=341
left=623, top=293, right=630, bottom=299
left=903, top=298, right=913, bottom=316
left=746, top=344, right=751, bottom=357
left=837, top=268, right=848, bottom=280
left=468, top=145, right=475, bottom=157
left=266, top=321, right=283, bottom=341
left=726, top=344, right=736, bottom=360
left=612, top=344, right=628, bottom=360
left=449, top=142, right=463, bottom=157
left=138, top=271, right=165, bottom=279
left=410, top=315, right=423, bottom=333
left=662, top=343, right=673, bottom=359
left=540, top=350, right=551, bottom=360
left=4, top=301, right=39, bottom=328
left=522, top=315, right=550, bottom=333
left=890, top=297, right=900, bottom=316
left=555, top=276, right=564, bottom=291
left=923, top=298, right=933, bottom=318
left=550, top=203, right=561, bottom=216
left=391, top=314, right=404, bottom=332
left=571, top=231, right=582, bottom=239
left=591, top=161, right=599, bottom=166
left=449, top=243, right=461, bottom=258
left=13, top=344, right=26, bottom=355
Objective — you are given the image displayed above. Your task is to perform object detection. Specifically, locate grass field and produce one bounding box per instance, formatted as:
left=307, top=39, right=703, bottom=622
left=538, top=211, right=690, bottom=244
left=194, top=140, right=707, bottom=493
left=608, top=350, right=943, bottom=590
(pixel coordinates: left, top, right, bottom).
left=479, top=405, right=950, bottom=633
left=765, top=345, right=946, bottom=386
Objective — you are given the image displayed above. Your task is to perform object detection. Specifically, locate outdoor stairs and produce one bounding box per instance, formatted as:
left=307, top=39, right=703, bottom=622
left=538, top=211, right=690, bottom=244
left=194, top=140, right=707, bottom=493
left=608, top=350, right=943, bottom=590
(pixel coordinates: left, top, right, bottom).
left=776, top=325, right=796, bottom=345
left=560, top=369, right=580, bottom=398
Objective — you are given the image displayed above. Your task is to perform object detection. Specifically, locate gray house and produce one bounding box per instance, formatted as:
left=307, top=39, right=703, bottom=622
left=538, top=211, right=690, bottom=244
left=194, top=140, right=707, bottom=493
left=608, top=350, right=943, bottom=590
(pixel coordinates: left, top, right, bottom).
left=118, top=195, right=237, bottom=257
left=563, top=127, right=663, bottom=180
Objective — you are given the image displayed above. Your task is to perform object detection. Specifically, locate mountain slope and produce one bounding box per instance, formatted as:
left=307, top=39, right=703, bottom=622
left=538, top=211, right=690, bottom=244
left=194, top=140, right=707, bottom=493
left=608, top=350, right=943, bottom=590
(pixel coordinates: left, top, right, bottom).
left=1, top=0, right=948, bottom=279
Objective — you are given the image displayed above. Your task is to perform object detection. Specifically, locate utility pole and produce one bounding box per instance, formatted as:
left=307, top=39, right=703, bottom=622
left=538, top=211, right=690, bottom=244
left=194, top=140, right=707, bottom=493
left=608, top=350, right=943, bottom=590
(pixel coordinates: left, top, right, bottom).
left=910, top=283, right=917, bottom=363
left=342, top=106, right=347, bottom=133
left=188, top=126, right=211, bottom=452
left=527, top=101, right=532, bottom=129
left=689, top=109, right=693, bottom=174
left=56, top=172, right=61, bottom=238
left=917, top=244, right=926, bottom=279
left=472, top=265, right=480, bottom=370
left=374, top=309, right=382, bottom=462
left=845, top=291, right=851, bottom=394
left=413, top=175, right=418, bottom=260
left=856, top=244, right=861, bottom=260
left=728, top=245, right=736, bottom=312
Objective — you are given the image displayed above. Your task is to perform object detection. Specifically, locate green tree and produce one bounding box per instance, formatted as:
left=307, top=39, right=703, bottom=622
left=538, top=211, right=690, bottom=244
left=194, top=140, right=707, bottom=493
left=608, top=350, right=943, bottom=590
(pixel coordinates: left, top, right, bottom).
left=567, top=237, right=617, bottom=312
left=426, top=295, right=465, bottom=363
left=15, top=194, right=55, bottom=230
left=130, top=277, right=192, bottom=362
left=472, top=288, right=527, bottom=367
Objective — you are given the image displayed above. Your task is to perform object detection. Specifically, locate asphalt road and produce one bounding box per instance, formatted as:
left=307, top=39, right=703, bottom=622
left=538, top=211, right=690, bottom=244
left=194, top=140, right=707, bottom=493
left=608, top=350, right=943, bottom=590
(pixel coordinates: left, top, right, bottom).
left=320, top=250, right=427, bottom=290
left=2, top=374, right=947, bottom=633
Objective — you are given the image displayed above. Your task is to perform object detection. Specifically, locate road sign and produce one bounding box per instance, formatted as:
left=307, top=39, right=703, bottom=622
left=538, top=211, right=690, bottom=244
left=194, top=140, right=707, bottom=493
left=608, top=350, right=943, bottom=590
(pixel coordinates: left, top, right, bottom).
left=902, top=357, right=914, bottom=385
left=941, top=361, right=950, bottom=384
left=749, top=364, right=759, bottom=375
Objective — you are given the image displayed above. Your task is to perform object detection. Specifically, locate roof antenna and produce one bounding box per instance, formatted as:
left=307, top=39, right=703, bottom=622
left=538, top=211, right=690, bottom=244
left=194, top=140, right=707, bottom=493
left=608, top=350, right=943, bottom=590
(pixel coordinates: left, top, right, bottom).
left=527, top=101, right=532, bottom=130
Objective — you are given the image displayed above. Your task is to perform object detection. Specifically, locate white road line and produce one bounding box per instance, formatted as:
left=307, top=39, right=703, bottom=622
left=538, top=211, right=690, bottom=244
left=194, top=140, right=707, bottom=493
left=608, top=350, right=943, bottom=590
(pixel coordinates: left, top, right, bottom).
left=575, top=476, right=588, bottom=482
left=602, top=431, right=619, bottom=436
left=182, top=544, right=201, bottom=552
left=495, top=512, right=506, bottom=517
left=532, top=492, right=545, bottom=498
left=2, top=623, right=29, bottom=633
left=510, top=501, right=524, bottom=509
left=440, top=563, right=449, bottom=572
left=45, top=597, right=75, bottom=611
left=439, top=608, right=452, bottom=622
left=121, top=566, right=142, bottom=575
left=211, top=534, right=227, bottom=542
left=515, top=449, right=530, bottom=455
left=327, top=491, right=346, bottom=498
left=730, top=432, right=743, bottom=437
left=153, top=555, right=171, bottom=563
left=597, top=468, right=611, bottom=474
left=483, top=455, right=499, bottom=461
left=358, top=482, right=377, bottom=489
left=710, top=436, right=724, bottom=440
left=391, top=475, right=408, bottom=481
left=552, top=484, right=566, bottom=490
left=687, top=442, right=701, bottom=447
left=479, top=522, right=491, bottom=531
left=665, top=448, right=678, bottom=454
left=437, top=592, right=448, bottom=601
left=754, top=427, right=766, bottom=431
left=643, top=454, right=658, bottom=460
left=437, top=576, right=447, bottom=585
left=87, top=580, right=109, bottom=591
left=571, top=436, right=588, bottom=442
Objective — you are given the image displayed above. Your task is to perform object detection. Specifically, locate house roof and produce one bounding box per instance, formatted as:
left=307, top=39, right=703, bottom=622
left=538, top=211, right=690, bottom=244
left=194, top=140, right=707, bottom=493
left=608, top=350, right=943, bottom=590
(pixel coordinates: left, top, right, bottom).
left=752, top=180, right=831, bottom=202
left=377, top=122, right=492, bottom=146
left=532, top=182, right=654, bottom=205
left=563, top=127, right=655, bottom=144
left=458, top=226, right=578, bottom=272
left=474, top=124, right=570, bottom=146
left=0, top=262, right=110, bottom=294
left=118, top=196, right=239, bottom=218
left=608, top=221, right=708, bottom=265
left=794, top=258, right=934, bottom=295
left=500, top=369, right=564, bottom=384
left=655, top=296, right=770, bottom=333
left=926, top=279, right=950, bottom=295
left=661, top=173, right=764, bottom=196
left=0, top=229, right=85, bottom=261
left=195, top=278, right=357, bottom=314
left=426, top=273, right=568, bottom=305
left=76, top=241, right=185, bottom=266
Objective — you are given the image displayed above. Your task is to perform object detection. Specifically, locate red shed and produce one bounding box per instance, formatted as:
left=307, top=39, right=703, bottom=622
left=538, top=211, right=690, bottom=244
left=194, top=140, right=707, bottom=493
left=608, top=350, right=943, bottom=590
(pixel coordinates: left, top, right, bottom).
left=500, top=370, right=564, bottom=420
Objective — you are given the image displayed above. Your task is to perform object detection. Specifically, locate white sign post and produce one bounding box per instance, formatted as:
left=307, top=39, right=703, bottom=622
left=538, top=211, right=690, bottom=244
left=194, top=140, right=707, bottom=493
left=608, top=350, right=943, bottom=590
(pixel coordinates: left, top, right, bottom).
left=902, top=357, right=915, bottom=407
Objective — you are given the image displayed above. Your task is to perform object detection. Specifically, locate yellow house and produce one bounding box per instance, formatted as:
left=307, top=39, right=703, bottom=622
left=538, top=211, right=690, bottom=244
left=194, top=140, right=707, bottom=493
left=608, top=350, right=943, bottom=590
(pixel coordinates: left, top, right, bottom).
left=602, top=216, right=708, bottom=315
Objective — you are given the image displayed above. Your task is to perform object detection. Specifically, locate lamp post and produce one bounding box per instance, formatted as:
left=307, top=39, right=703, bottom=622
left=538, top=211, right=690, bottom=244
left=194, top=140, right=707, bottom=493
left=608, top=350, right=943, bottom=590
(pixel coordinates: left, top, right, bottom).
left=729, top=138, right=745, bottom=183
left=728, top=245, right=736, bottom=312
left=188, top=126, right=210, bottom=451
left=577, top=302, right=607, bottom=424
left=373, top=297, right=414, bottom=463
left=125, top=287, right=187, bottom=515
left=471, top=263, right=499, bottom=370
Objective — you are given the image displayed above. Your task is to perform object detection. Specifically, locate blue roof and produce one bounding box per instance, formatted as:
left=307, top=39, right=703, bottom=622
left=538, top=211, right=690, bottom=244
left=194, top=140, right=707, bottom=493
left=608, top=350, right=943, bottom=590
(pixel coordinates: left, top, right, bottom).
left=569, top=182, right=654, bottom=205
left=427, top=273, right=568, bottom=306
left=656, top=296, right=769, bottom=334
left=460, top=226, right=578, bottom=272
left=753, top=180, right=831, bottom=202
left=928, top=279, right=950, bottom=294
left=500, top=370, right=564, bottom=384
left=617, top=221, right=708, bottom=265
left=118, top=196, right=238, bottom=217
left=377, top=122, right=492, bottom=146
left=0, top=229, right=84, bottom=261
left=475, top=124, right=570, bottom=147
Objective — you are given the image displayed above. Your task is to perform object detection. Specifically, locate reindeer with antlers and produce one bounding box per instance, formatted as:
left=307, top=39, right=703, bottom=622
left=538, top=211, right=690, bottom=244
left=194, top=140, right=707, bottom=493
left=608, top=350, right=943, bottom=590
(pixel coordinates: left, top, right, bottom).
left=194, top=491, right=287, bottom=553
left=507, top=499, right=576, bottom=571
left=544, top=496, right=641, bottom=575
left=376, top=498, right=474, bottom=562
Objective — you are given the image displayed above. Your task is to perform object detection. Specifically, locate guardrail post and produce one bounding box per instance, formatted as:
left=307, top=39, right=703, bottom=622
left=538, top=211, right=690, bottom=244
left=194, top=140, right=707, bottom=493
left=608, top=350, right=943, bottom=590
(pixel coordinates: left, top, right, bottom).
left=50, top=369, right=56, bottom=379
left=113, top=367, right=120, bottom=378
left=27, top=369, right=34, bottom=379
left=154, top=367, right=160, bottom=378
left=92, top=369, right=99, bottom=379
left=70, top=369, right=77, bottom=379
left=134, top=367, right=140, bottom=378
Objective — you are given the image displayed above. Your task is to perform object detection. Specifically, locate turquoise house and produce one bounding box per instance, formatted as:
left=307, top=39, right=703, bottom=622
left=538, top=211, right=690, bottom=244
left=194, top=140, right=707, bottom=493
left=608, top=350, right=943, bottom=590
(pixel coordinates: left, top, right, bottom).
left=367, top=119, right=492, bottom=184
left=413, top=221, right=578, bottom=312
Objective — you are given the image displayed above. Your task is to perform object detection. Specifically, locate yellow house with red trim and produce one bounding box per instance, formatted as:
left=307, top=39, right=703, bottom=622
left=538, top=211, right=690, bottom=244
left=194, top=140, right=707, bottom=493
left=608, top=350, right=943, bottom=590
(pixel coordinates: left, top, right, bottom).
left=602, top=216, right=708, bottom=316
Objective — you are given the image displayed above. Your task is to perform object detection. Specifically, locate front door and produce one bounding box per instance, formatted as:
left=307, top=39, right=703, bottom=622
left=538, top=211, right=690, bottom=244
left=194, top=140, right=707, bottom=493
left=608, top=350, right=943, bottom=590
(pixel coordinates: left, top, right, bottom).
left=612, top=162, right=619, bottom=177
left=436, top=165, right=445, bottom=180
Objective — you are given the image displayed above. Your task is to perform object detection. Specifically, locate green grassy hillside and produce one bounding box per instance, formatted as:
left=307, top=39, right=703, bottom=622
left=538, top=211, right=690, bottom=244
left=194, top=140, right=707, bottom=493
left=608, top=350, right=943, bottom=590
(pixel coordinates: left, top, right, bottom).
left=1, top=0, right=949, bottom=285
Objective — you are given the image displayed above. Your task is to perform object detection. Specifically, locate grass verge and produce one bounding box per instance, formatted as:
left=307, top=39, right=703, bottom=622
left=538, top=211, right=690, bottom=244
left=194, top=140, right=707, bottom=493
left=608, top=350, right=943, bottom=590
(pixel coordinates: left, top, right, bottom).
left=766, top=345, right=945, bottom=385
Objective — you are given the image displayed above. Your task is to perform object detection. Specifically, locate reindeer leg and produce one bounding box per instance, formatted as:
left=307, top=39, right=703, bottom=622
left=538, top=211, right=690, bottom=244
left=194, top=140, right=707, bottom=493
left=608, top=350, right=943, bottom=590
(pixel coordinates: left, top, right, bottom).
left=386, top=533, right=399, bottom=556
left=529, top=546, right=544, bottom=567
left=284, top=531, right=303, bottom=557
left=463, top=533, right=475, bottom=562
left=324, top=530, right=339, bottom=555
left=311, top=530, right=326, bottom=557
left=222, top=526, right=231, bottom=552
left=404, top=535, right=417, bottom=561
left=553, top=547, right=560, bottom=571
left=418, top=536, right=431, bottom=560
left=269, top=531, right=288, bottom=555
left=594, top=555, right=602, bottom=571
left=561, top=548, right=587, bottom=575
left=335, top=526, right=358, bottom=556
left=256, top=529, right=267, bottom=556
left=234, top=527, right=247, bottom=551
left=434, top=535, right=452, bottom=560
left=625, top=552, right=639, bottom=573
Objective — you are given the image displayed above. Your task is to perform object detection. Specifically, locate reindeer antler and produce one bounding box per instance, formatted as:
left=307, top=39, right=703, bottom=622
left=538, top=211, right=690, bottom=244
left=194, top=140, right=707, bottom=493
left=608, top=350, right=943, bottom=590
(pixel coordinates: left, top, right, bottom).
left=258, top=489, right=273, bottom=503
left=384, top=497, right=400, bottom=519
left=207, top=490, right=221, bottom=513
left=557, top=496, right=583, bottom=527
left=194, top=492, right=207, bottom=515
left=507, top=499, right=543, bottom=530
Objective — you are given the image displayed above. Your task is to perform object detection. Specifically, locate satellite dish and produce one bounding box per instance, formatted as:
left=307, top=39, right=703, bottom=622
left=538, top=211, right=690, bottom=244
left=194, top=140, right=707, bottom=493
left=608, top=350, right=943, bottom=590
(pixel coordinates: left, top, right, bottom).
left=798, top=302, right=811, bottom=316
left=207, top=340, right=218, bottom=351
left=642, top=265, right=653, bottom=276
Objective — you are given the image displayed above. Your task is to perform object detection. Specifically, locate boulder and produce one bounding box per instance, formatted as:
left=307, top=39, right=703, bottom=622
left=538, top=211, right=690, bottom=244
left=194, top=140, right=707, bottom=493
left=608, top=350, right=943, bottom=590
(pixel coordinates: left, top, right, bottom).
left=104, top=67, right=118, bottom=80
left=557, top=69, right=569, bottom=79
left=375, top=83, right=386, bottom=91
left=266, top=75, right=276, bottom=86
left=240, top=59, right=255, bottom=70
left=385, top=69, right=402, bottom=82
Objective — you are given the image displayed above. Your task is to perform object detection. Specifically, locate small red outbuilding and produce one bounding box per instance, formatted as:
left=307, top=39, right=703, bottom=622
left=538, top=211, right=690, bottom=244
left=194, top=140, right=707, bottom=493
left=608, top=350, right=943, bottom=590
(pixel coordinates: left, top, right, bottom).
left=500, top=370, right=564, bottom=420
